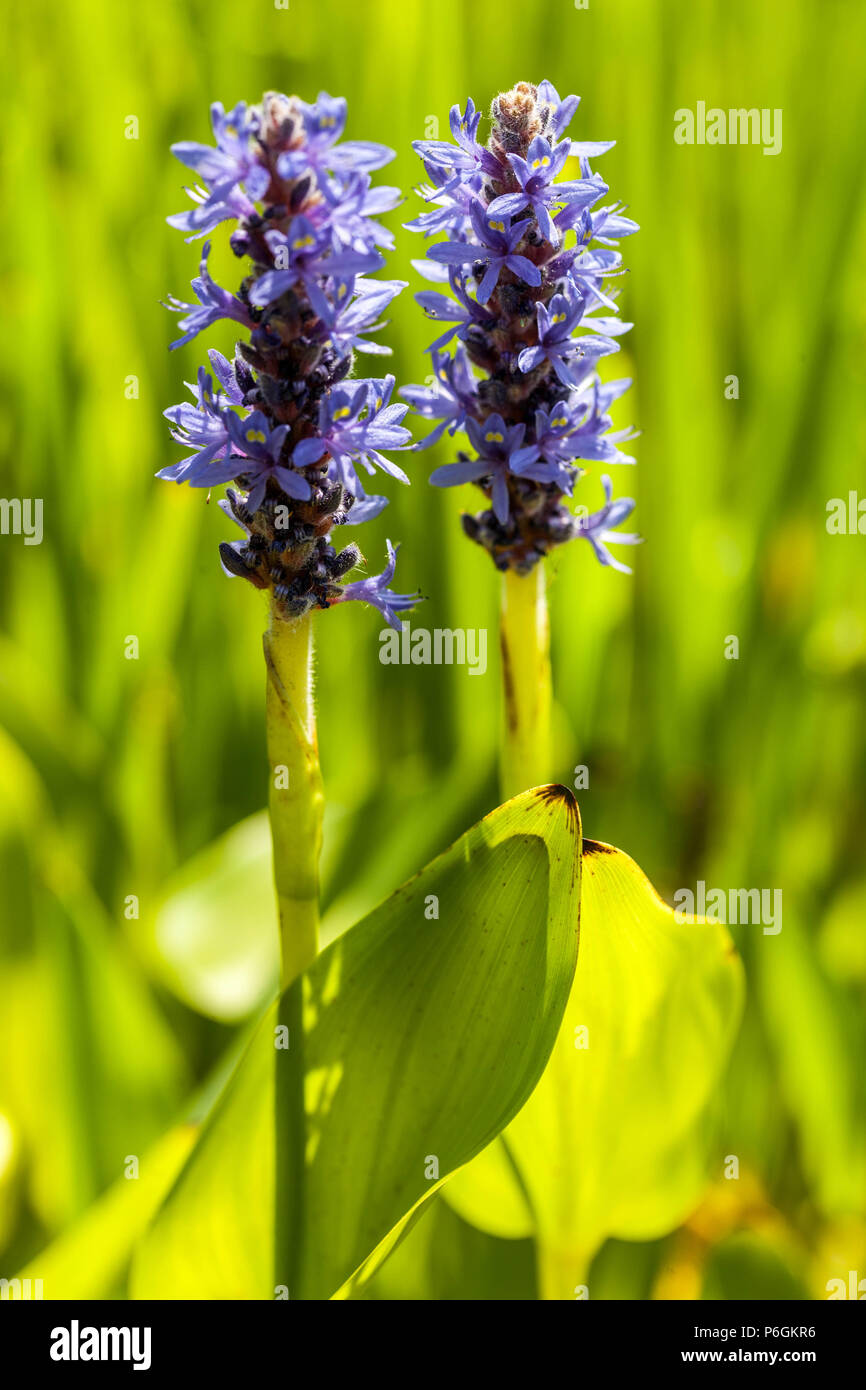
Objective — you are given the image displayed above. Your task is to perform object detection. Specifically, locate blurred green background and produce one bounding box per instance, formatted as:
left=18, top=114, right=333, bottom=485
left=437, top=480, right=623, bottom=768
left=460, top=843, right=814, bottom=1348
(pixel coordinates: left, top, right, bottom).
left=1, top=0, right=865, bottom=1299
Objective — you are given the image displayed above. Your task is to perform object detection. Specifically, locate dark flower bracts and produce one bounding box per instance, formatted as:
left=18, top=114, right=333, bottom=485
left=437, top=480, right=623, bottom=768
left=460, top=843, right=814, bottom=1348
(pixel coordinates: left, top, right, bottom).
left=160, top=94, right=418, bottom=627
left=403, top=82, right=641, bottom=574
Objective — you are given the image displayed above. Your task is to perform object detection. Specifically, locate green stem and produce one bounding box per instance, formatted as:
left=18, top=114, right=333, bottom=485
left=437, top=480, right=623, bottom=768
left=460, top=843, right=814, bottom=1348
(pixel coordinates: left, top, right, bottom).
left=499, top=563, right=553, bottom=800
left=536, top=1242, right=593, bottom=1301
left=264, top=601, right=324, bottom=989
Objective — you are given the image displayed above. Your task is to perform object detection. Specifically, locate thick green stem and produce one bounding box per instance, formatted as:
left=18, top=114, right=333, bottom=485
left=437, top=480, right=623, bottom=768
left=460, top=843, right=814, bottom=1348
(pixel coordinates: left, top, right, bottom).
left=264, top=602, right=324, bottom=988
left=536, top=1242, right=593, bottom=1301
left=499, top=564, right=553, bottom=800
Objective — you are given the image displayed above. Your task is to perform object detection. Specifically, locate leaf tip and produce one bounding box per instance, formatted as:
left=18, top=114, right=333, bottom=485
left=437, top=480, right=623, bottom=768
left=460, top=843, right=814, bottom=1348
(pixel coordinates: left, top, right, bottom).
left=533, top=782, right=580, bottom=830
left=583, top=837, right=616, bottom=857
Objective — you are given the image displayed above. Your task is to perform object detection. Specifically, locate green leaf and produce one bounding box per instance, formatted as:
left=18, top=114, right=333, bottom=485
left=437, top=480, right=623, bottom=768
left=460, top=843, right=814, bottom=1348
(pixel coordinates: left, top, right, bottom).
left=701, top=1232, right=810, bottom=1301
left=136, top=764, right=488, bottom=1026
left=360, top=1197, right=538, bottom=1301
left=130, top=785, right=581, bottom=1300
left=13, top=1125, right=196, bottom=1300
left=0, top=881, right=189, bottom=1232
left=758, top=914, right=865, bottom=1215
left=141, top=812, right=278, bottom=1022
left=445, top=836, right=744, bottom=1298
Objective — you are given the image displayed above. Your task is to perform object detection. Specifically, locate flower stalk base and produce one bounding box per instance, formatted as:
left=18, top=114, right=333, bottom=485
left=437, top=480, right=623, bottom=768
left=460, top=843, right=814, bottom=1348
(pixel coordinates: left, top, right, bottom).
left=264, top=602, right=324, bottom=987
left=499, top=564, right=552, bottom=799
left=536, top=1242, right=592, bottom=1301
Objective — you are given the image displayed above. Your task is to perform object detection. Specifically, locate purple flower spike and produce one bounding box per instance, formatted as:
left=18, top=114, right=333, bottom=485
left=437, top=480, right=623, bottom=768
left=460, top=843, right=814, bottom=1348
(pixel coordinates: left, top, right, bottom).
left=249, top=216, right=384, bottom=311
left=487, top=134, right=574, bottom=242
left=537, top=80, right=581, bottom=138
left=577, top=475, right=642, bottom=573
left=166, top=243, right=253, bottom=349
left=318, top=277, right=408, bottom=356
left=413, top=100, right=503, bottom=188
left=158, top=365, right=235, bottom=482
left=517, top=293, right=620, bottom=388
left=428, top=202, right=542, bottom=304
left=399, top=346, right=478, bottom=449
left=169, top=102, right=270, bottom=234
left=160, top=92, right=418, bottom=624
left=294, top=374, right=412, bottom=498
left=338, top=540, right=420, bottom=631
left=415, top=267, right=496, bottom=351
left=403, top=79, right=639, bottom=575
left=276, top=91, right=394, bottom=180
left=225, top=412, right=311, bottom=513
left=431, top=413, right=526, bottom=524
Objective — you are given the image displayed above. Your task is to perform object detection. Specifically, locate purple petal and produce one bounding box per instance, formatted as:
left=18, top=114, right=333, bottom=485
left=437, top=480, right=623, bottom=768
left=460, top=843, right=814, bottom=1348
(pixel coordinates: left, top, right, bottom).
left=491, top=471, right=510, bottom=524
left=487, top=192, right=530, bottom=218
left=430, top=459, right=490, bottom=487
left=293, top=437, right=328, bottom=467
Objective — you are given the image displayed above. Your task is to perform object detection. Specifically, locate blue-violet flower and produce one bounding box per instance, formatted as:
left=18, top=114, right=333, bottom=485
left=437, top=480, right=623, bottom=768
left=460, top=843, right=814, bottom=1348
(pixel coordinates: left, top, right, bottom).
left=403, top=79, right=640, bottom=574
left=162, top=91, right=419, bottom=624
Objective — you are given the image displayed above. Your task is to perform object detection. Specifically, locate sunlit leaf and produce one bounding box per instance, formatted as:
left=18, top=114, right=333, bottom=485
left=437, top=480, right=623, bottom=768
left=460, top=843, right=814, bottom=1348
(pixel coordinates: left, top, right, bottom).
left=0, top=883, right=189, bottom=1232
left=0, top=1110, right=20, bottom=1252
left=445, top=837, right=744, bottom=1297
left=142, top=812, right=278, bottom=1022
left=13, top=1126, right=196, bottom=1300
left=131, top=786, right=581, bottom=1299
left=361, top=1197, right=538, bottom=1301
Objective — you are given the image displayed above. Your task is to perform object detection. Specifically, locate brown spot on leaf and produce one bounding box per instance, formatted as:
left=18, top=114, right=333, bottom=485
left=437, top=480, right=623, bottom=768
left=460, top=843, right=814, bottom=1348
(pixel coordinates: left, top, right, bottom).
left=583, top=838, right=616, bottom=857
left=535, top=783, right=579, bottom=830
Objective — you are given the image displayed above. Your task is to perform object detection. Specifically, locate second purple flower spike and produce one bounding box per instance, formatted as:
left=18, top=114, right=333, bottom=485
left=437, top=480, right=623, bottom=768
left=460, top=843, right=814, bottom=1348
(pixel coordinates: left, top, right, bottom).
left=404, top=80, right=641, bottom=575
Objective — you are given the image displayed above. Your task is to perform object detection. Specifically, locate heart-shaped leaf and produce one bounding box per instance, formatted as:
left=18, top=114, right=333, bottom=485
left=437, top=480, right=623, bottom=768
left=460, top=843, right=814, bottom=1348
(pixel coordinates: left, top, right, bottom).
left=445, top=836, right=744, bottom=1298
left=131, top=785, right=581, bottom=1299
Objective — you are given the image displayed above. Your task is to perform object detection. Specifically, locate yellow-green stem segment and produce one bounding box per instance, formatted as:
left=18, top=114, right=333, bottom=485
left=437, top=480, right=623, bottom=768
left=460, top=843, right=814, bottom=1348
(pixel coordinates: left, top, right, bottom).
left=536, top=1244, right=593, bottom=1301
left=499, top=564, right=553, bottom=800
left=264, top=601, right=324, bottom=988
